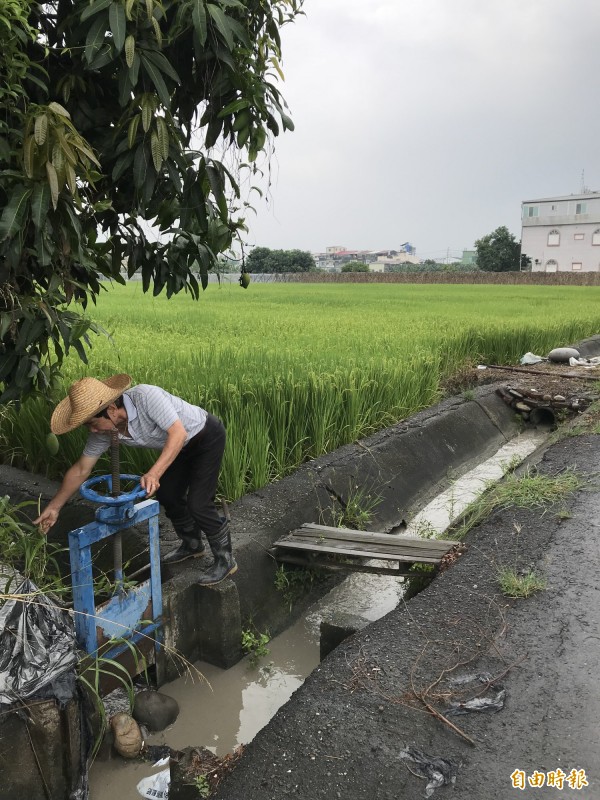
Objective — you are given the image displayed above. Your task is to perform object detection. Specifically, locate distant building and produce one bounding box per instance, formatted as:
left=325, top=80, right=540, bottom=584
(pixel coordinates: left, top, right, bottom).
left=461, top=249, right=476, bottom=266
left=313, top=244, right=418, bottom=272
left=521, top=192, right=600, bottom=272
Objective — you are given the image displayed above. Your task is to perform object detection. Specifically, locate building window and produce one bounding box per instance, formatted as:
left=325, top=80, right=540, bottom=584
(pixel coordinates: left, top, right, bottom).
left=576, top=202, right=587, bottom=214
left=547, top=229, right=560, bottom=246
left=592, top=229, right=600, bottom=246
left=523, top=205, right=539, bottom=218
left=572, top=262, right=582, bottom=270
left=545, top=260, right=558, bottom=273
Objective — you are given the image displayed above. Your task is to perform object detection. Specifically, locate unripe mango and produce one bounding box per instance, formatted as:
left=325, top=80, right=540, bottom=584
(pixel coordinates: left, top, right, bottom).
left=46, top=432, right=60, bottom=455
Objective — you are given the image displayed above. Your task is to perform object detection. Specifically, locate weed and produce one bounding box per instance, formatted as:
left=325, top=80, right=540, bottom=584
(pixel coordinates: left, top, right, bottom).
left=274, top=564, right=320, bottom=611
left=462, top=389, right=475, bottom=401
left=241, top=626, right=271, bottom=667
left=451, top=467, right=581, bottom=540
left=556, top=508, right=573, bottom=521
left=501, top=454, right=521, bottom=474
left=497, top=568, right=547, bottom=598
left=0, top=496, right=67, bottom=595
left=194, top=774, right=211, bottom=798
left=323, top=482, right=383, bottom=530
left=411, top=518, right=439, bottom=539
left=78, top=636, right=148, bottom=758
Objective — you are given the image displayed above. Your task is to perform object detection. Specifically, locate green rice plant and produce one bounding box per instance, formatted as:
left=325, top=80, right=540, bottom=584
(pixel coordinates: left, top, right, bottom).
left=3, top=283, right=600, bottom=500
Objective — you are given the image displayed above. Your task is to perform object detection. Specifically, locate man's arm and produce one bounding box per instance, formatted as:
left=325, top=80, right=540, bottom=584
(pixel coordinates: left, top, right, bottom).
left=34, top=454, right=99, bottom=533
left=140, top=419, right=188, bottom=495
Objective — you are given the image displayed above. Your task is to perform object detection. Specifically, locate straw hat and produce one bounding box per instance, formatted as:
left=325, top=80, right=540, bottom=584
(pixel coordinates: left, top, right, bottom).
left=50, top=374, right=132, bottom=435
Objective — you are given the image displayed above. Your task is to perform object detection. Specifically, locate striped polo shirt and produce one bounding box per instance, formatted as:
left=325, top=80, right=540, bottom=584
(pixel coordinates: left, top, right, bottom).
left=83, top=384, right=207, bottom=457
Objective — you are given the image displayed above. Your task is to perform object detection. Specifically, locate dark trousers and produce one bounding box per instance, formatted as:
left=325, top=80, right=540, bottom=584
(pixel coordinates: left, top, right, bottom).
left=155, top=413, right=226, bottom=538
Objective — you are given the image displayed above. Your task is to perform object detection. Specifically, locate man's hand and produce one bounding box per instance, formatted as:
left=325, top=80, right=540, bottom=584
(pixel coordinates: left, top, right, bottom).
left=141, top=472, right=161, bottom=496
left=34, top=507, right=59, bottom=535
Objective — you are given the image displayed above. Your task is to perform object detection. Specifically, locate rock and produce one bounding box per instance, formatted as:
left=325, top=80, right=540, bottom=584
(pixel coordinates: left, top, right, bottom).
left=553, top=395, right=566, bottom=402
left=110, top=712, right=143, bottom=759
left=547, top=347, right=580, bottom=362
left=133, top=690, right=180, bottom=731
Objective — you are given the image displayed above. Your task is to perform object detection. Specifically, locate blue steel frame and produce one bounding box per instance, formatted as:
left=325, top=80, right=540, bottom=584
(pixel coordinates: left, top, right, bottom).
left=68, top=497, right=163, bottom=659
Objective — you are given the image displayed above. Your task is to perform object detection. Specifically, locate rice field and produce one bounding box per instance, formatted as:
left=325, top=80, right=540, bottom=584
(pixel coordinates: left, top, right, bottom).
left=3, top=281, right=600, bottom=499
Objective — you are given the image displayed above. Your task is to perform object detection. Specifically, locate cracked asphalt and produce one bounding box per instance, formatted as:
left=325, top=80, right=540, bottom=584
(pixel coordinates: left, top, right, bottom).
left=211, top=433, right=600, bottom=800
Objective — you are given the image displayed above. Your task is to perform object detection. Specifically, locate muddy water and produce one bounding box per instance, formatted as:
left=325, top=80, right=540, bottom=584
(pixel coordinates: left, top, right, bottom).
left=89, top=430, right=546, bottom=799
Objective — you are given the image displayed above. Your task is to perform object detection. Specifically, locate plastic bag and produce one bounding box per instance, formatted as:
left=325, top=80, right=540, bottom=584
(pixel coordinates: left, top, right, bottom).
left=520, top=352, right=544, bottom=365
left=398, top=746, right=457, bottom=797
left=136, top=767, right=170, bottom=799
left=0, top=574, right=77, bottom=705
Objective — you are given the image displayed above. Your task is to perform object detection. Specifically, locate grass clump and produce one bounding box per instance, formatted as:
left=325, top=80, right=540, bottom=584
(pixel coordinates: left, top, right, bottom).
left=323, top=482, right=383, bottom=531
left=452, top=467, right=581, bottom=540
left=0, top=496, right=67, bottom=595
left=497, top=568, right=547, bottom=598
left=274, top=564, right=322, bottom=611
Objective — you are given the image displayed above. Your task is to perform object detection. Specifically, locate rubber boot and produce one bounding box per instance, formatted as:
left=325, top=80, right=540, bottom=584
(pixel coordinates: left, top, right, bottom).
left=162, top=528, right=205, bottom=565
left=197, top=523, right=238, bottom=586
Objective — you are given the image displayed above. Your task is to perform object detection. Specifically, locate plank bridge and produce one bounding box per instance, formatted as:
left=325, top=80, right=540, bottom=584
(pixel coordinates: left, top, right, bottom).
left=272, top=523, right=459, bottom=576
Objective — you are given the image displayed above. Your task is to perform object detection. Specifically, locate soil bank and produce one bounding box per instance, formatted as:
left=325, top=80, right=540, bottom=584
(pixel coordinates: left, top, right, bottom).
left=211, top=433, right=600, bottom=800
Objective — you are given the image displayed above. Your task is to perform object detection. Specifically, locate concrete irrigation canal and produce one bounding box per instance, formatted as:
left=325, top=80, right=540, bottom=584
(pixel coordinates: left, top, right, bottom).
left=1, top=356, right=599, bottom=799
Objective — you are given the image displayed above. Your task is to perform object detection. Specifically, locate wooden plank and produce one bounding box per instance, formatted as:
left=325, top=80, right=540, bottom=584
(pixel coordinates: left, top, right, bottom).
left=284, top=529, right=454, bottom=554
left=274, top=539, right=442, bottom=563
left=286, top=534, right=452, bottom=559
left=275, top=553, right=431, bottom=576
left=283, top=536, right=447, bottom=560
left=293, top=523, right=457, bottom=550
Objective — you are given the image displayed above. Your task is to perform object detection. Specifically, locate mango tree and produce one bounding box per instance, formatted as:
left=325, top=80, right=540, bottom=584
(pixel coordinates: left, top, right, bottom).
left=0, top=0, right=302, bottom=401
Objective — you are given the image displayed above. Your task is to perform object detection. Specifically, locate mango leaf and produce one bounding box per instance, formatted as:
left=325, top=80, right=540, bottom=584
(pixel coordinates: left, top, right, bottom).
left=31, top=183, right=51, bottom=230
left=125, top=34, right=135, bottom=67
left=143, top=49, right=181, bottom=84
left=48, top=101, right=71, bottom=118
left=134, top=143, right=150, bottom=189
left=207, top=4, right=234, bottom=49
left=109, top=2, right=126, bottom=53
left=0, top=186, right=32, bottom=240
left=81, top=0, right=113, bottom=22
left=206, top=163, right=227, bottom=220
left=218, top=98, right=249, bottom=119
left=85, top=14, right=107, bottom=64
left=140, top=54, right=171, bottom=108
left=45, top=161, right=60, bottom=209
left=191, top=0, right=207, bottom=46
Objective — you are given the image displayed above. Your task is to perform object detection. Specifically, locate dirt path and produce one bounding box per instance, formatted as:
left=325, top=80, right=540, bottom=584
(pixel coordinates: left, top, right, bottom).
left=211, top=433, right=600, bottom=800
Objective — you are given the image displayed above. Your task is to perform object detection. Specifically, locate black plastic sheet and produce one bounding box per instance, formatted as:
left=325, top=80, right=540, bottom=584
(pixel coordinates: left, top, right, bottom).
left=0, top=576, right=77, bottom=705
left=399, top=746, right=458, bottom=797
left=447, top=672, right=506, bottom=716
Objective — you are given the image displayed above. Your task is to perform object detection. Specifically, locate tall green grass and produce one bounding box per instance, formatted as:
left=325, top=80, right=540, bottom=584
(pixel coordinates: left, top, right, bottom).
left=2, top=282, right=600, bottom=500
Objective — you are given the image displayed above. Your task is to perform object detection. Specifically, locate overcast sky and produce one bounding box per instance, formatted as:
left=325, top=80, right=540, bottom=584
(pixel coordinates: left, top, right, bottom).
left=244, top=0, right=600, bottom=261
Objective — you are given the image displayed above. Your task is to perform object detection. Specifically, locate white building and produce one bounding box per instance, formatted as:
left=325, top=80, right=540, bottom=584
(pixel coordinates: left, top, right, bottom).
left=521, top=192, right=600, bottom=272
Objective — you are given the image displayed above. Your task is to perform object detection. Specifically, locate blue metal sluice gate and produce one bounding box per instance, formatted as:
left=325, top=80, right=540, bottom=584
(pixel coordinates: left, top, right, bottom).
left=68, top=473, right=163, bottom=660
